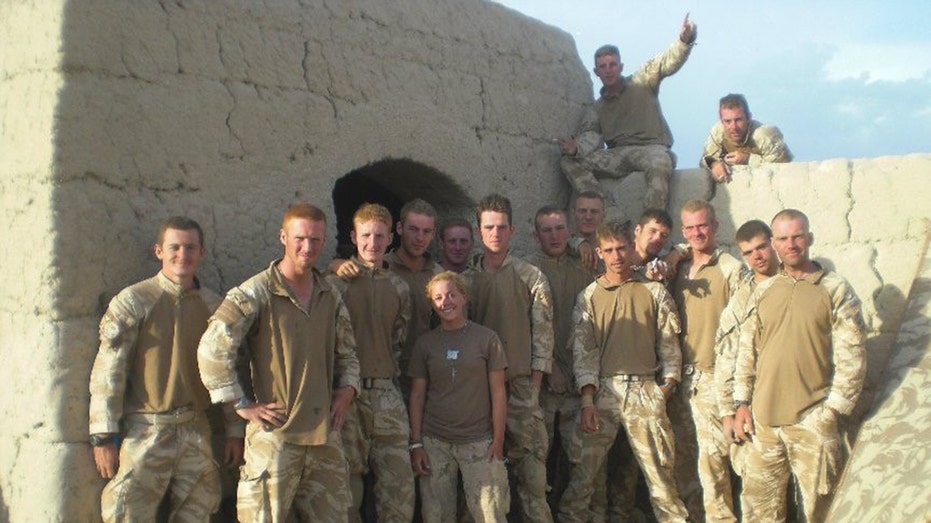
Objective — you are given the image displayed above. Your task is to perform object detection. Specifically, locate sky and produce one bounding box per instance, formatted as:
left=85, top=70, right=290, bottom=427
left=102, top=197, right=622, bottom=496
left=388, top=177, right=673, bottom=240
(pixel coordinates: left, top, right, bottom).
left=492, top=0, right=931, bottom=163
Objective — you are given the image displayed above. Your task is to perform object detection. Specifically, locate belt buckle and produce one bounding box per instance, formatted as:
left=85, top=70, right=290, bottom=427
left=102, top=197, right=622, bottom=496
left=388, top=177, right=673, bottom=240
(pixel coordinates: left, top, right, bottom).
left=363, top=378, right=374, bottom=390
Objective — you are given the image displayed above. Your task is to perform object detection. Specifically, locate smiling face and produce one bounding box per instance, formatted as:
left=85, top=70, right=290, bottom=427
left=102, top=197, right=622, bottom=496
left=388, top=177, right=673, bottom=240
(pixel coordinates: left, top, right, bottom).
left=534, top=212, right=571, bottom=258
left=397, top=212, right=435, bottom=259
left=634, top=219, right=671, bottom=259
left=279, top=218, right=326, bottom=274
left=429, top=278, right=468, bottom=328
left=351, top=219, right=392, bottom=267
left=155, top=228, right=205, bottom=287
left=681, top=208, right=719, bottom=254
left=478, top=211, right=513, bottom=255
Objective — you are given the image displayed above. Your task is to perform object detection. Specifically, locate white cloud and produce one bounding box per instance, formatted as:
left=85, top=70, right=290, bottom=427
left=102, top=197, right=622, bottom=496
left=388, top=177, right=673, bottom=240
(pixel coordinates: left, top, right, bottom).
left=824, top=43, right=931, bottom=83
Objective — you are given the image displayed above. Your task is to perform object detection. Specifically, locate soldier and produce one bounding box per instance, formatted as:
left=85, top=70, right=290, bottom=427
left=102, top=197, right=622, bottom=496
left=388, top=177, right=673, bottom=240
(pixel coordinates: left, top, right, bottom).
left=326, top=203, right=415, bottom=523
left=631, top=208, right=678, bottom=283
left=331, top=199, right=443, bottom=389
left=439, top=218, right=475, bottom=273
left=558, top=220, right=688, bottom=523
left=89, top=216, right=243, bottom=522
left=558, top=14, right=698, bottom=214
left=668, top=199, right=744, bottom=522
left=409, top=271, right=510, bottom=522
left=529, top=206, right=597, bottom=511
left=464, top=193, right=555, bottom=523
left=569, top=191, right=606, bottom=272
left=733, top=209, right=867, bottom=522
left=701, top=93, right=793, bottom=184
left=197, top=203, right=359, bottom=522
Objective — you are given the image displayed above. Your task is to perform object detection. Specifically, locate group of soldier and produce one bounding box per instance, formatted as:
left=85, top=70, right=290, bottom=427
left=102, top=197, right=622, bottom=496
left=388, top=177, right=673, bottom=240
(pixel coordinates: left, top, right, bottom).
left=87, top=12, right=864, bottom=523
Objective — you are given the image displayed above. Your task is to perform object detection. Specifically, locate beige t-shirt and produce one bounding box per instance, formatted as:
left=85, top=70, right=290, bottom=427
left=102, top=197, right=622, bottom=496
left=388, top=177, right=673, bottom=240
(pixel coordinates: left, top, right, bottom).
left=409, top=322, right=508, bottom=444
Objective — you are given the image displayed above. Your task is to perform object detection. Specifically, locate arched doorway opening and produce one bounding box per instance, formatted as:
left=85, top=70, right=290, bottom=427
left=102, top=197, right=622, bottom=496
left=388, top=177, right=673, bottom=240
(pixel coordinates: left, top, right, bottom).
left=331, top=158, right=474, bottom=259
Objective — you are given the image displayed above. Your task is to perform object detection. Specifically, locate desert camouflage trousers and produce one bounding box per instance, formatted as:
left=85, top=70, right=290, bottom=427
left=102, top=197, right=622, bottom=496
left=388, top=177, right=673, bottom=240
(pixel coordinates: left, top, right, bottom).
left=237, top=425, right=350, bottom=522
left=668, top=368, right=737, bottom=522
left=507, top=376, right=554, bottom=522
left=341, top=380, right=415, bottom=523
left=739, top=404, right=842, bottom=523
left=558, top=377, right=688, bottom=523
left=560, top=144, right=673, bottom=210
left=419, top=436, right=510, bottom=523
left=101, top=410, right=220, bottom=523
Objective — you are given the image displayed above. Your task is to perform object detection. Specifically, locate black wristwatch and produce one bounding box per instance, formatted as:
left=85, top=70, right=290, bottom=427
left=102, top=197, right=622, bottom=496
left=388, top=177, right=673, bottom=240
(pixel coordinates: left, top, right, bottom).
left=90, top=433, right=116, bottom=447
left=733, top=400, right=751, bottom=410
left=233, top=397, right=253, bottom=410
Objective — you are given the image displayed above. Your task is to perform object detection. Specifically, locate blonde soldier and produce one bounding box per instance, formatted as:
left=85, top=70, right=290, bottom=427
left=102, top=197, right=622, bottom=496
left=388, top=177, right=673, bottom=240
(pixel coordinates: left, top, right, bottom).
left=569, top=191, right=606, bottom=271
left=89, top=217, right=243, bottom=522
left=529, top=206, right=596, bottom=511
left=331, top=199, right=442, bottom=391
left=668, top=199, right=744, bottom=522
left=409, top=272, right=510, bottom=522
left=733, top=210, right=867, bottom=522
left=197, top=203, right=359, bottom=522
left=464, top=193, right=555, bottom=523
left=558, top=14, right=698, bottom=214
left=558, top=220, right=689, bottom=523
left=700, top=94, right=793, bottom=184
left=327, top=203, right=415, bottom=523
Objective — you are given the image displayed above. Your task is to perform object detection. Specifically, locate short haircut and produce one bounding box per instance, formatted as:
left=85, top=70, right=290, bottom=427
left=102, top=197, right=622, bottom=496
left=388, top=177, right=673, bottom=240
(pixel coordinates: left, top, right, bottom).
left=353, top=202, right=393, bottom=229
left=735, top=220, right=772, bottom=243
left=476, top=193, right=512, bottom=226
left=574, top=191, right=605, bottom=208
left=157, top=216, right=204, bottom=246
left=426, top=271, right=470, bottom=301
left=439, top=218, right=473, bottom=240
left=282, top=202, right=327, bottom=229
left=595, top=219, right=633, bottom=245
left=719, top=93, right=750, bottom=115
left=638, top=208, right=673, bottom=229
left=534, top=205, right=568, bottom=231
left=771, top=209, right=810, bottom=230
left=594, top=44, right=620, bottom=62
left=681, top=199, right=717, bottom=221
left=399, top=198, right=437, bottom=224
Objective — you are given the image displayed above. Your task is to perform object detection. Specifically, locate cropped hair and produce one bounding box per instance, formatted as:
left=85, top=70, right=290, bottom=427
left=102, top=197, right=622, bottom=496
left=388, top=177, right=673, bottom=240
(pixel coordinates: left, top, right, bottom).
left=574, top=191, right=605, bottom=208
left=399, top=198, right=437, bottom=224
left=719, top=93, right=750, bottom=116
left=638, top=208, right=673, bottom=229
left=534, top=205, right=568, bottom=231
left=594, top=44, right=621, bottom=62
left=595, top=219, right=633, bottom=246
left=476, top=193, right=512, bottom=226
left=353, top=202, right=393, bottom=229
left=681, top=199, right=717, bottom=221
left=282, top=202, right=327, bottom=229
left=439, top=218, right=473, bottom=240
left=735, top=220, right=772, bottom=243
left=157, top=216, right=204, bottom=246
left=771, top=209, right=809, bottom=230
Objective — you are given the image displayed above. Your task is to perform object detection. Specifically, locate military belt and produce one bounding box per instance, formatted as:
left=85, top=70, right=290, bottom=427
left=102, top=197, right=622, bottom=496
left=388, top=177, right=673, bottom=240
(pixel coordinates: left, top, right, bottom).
left=125, top=405, right=196, bottom=425
left=361, top=377, right=395, bottom=390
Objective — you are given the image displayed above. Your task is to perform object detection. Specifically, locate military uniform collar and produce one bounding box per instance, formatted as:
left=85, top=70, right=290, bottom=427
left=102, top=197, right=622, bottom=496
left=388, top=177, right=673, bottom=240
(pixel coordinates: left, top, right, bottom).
left=268, top=259, right=328, bottom=299
left=386, top=249, right=437, bottom=273
left=778, top=261, right=826, bottom=284
left=596, top=270, right=646, bottom=289
left=156, top=270, right=201, bottom=297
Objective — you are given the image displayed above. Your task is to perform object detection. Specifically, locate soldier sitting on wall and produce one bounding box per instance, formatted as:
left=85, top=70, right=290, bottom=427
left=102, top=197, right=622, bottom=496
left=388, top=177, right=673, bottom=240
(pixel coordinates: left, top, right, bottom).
left=89, top=216, right=244, bottom=522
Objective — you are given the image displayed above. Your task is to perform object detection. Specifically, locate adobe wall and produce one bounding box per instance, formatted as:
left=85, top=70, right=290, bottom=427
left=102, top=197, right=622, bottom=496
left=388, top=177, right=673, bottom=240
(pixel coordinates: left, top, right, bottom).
left=0, top=0, right=929, bottom=520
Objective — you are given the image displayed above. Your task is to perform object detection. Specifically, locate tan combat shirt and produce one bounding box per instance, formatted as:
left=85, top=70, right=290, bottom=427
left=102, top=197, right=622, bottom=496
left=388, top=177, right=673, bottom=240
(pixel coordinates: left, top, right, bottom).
left=671, top=248, right=744, bottom=371
left=89, top=272, right=223, bottom=435
left=574, top=38, right=694, bottom=153
left=198, top=261, right=361, bottom=446
left=572, top=273, right=683, bottom=391
left=464, top=253, right=554, bottom=380
left=734, top=264, right=867, bottom=426
left=700, top=119, right=793, bottom=170
left=327, top=257, right=411, bottom=379
left=385, top=250, right=443, bottom=374
left=529, top=251, right=596, bottom=389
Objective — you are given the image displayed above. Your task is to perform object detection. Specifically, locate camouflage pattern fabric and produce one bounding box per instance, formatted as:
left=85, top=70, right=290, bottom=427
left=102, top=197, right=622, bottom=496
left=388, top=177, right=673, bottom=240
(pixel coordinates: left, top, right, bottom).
left=558, top=377, right=688, bottom=523
left=700, top=119, right=793, bottom=170
left=419, top=436, right=509, bottom=523
left=739, top=405, right=841, bottom=523
left=341, top=382, right=415, bottom=523
left=237, top=425, right=350, bottom=522
left=560, top=144, right=672, bottom=210
left=101, top=412, right=220, bottom=523
left=506, top=376, right=554, bottom=523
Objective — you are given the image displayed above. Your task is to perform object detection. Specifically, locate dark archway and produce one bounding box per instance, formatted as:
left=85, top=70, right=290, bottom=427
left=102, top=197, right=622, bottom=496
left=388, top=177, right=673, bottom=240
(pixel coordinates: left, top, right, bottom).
left=331, top=158, right=475, bottom=259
